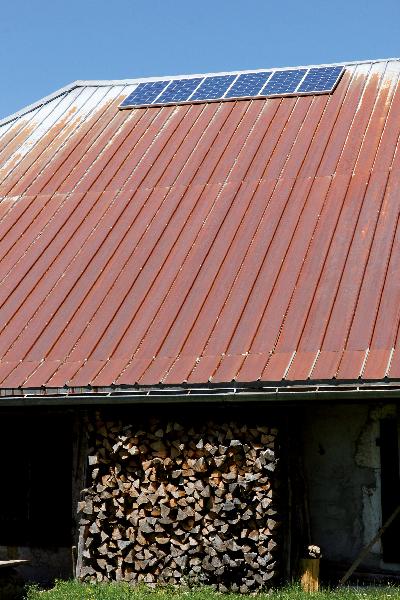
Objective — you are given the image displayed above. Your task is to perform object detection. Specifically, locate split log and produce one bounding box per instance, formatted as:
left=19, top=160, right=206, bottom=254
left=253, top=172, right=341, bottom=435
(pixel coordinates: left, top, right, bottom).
left=77, top=416, right=280, bottom=590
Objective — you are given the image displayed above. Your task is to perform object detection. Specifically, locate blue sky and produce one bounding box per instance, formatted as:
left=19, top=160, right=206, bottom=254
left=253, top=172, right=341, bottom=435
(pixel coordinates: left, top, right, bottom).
left=1, top=0, right=400, bottom=119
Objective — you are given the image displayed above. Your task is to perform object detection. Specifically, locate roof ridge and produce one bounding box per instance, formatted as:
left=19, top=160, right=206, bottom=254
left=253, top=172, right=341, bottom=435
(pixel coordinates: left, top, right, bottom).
left=1, top=57, right=399, bottom=128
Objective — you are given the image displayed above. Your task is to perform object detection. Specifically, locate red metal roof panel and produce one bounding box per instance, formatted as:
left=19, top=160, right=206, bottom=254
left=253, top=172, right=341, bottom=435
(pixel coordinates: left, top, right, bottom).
left=363, top=349, right=392, bottom=380
left=235, top=353, right=270, bottom=383
left=211, top=354, right=245, bottom=384
left=0, top=62, right=399, bottom=391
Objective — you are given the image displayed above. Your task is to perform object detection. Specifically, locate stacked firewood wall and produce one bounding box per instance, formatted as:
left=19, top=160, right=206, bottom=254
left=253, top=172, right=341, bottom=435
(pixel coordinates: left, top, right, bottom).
left=78, top=413, right=281, bottom=592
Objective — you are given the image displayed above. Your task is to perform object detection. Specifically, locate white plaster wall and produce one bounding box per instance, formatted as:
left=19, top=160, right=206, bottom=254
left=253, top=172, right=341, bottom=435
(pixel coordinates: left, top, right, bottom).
left=302, top=403, right=397, bottom=570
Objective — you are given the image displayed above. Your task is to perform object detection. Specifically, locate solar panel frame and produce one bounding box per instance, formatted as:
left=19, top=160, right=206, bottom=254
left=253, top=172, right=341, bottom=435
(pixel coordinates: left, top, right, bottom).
left=260, top=69, right=307, bottom=97
left=189, top=74, right=237, bottom=101
left=119, top=65, right=345, bottom=109
left=119, top=80, right=171, bottom=108
left=224, top=71, right=273, bottom=99
left=297, top=66, right=344, bottom=94
left=155, top=77, right=204, bottom=104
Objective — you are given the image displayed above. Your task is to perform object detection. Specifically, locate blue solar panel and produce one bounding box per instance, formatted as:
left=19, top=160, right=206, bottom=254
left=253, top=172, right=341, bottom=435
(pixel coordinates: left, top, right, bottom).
left=261, top=69, right=306, bottom=96
left=190, top=75, right=237, bottom=101
left=119, top=81, right=170, bottom=107
left=155, top=78, right=204, bottom=104
left=297, top=66, right=344, bottom=93
left=119, top=65, right=345, bottom=108
left=225, top=72, right=272, bottom=99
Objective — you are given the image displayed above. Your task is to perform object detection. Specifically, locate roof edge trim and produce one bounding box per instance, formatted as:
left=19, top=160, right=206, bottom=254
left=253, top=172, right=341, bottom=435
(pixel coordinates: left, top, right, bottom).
left=1, top=383, right=400, bottom=406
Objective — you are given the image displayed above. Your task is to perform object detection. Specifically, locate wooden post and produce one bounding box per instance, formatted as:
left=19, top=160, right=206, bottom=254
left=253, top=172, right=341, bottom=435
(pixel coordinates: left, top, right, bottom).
left=299, top=558, right=320, bottom=592
left=299, top=545, right=321, bottom=592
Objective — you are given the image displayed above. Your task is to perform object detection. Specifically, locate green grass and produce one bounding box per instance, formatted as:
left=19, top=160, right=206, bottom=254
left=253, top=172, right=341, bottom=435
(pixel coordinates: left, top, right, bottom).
left=24, top=581, right=400, bottom=600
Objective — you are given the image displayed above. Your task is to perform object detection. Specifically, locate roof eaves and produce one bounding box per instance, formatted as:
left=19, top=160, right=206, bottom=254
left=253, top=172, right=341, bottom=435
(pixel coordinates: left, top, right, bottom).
left=1, top=381, right=400, bottom=406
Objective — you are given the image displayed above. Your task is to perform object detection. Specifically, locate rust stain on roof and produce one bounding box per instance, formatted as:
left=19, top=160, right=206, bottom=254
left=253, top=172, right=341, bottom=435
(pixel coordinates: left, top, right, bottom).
left=1, top=61, right=400, bottom=391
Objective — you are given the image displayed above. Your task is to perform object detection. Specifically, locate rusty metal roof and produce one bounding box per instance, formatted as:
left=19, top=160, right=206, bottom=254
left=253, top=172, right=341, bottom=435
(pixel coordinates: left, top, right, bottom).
left=1, top=58, right=400, bottom=393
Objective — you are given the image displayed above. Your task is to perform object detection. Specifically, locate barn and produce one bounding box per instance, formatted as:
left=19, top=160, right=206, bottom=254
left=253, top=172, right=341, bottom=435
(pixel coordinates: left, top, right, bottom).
left=0, top=57, right=400, bottom=589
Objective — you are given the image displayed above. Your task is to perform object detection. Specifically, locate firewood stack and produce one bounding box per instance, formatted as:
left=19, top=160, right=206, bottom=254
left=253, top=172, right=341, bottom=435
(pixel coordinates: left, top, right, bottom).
left=78, top=415, right=280, bottom=592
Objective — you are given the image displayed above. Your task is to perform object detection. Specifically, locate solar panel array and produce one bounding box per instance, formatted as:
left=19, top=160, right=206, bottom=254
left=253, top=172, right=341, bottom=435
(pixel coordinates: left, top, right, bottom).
left=119, top=65, right=344, bottom=109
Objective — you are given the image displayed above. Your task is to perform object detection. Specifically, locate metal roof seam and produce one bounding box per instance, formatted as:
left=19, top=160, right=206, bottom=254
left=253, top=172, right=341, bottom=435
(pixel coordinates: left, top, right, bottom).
left=354, top=61, right=400, bottom=174
left=116, top=104, right=196, bottom=194
left=249, top=98, right=298, bottom=184
left=192, top=100, right=251, bottom=186
left=295, top=67, right=355, bottom=180
left=388, top=114, right=400, bottom=174
left=0, top=88, right=87, bottom=192
left=374, top=245, right=400, bottom=347
left=238, top=97, right=338, bottom=356
left=118, top=180, right=245, bottom=365
left=0, top=192, right=78, bottom=294
left=233, top=102, right=283, bottom=185
left=273, top=96, right=326, bottom=181
left=159, top=103, right=233, bottom=188
left=53, top=187, right=170, bottom=361
left=317, top=174, right=372, bottom=352
left=370, top=75, right=400, bottom=173
left=386, top=348, right=395, bottom=377
left=239, top=176, right=317, bottom=356
left=0, top=192, right=111, bottom=360
left=316, top=63, right=371, bottom=177
left=336, top=62, right=388, bottom=176
left=230, top=180, right=318, bottom=356
left=257, top=176, right=334, bottom=355
left=200, top=177, right=296, bottom=359
left=4, top=191, right=133, bottom=361
left=0, top=107, right=42, bottom=156
left=56, top=99, right=143, bottom=195
left=19, top=87, right=121, bottom=198
left=260, top=96, right=312, bottom=181
left=66, top=102, right=153, bottom=196
left=281, top=351, right=297, bottom=380
left=4, top=87, right=107, bottom=197
left=137, top=103, right=210, bottom=190
left=360, top=348, right=370, bottom=377
left=83, top=104, right=178, bottom=195
left=194, top=101, right=303, bottom=357
left=307, top=349, right=321, bottom=379
left=63, top=183, right=203, bottom=363
left=178, top=182, right=273, bottom=360
left=220, top=100, right=268, bottom=183
left=346, top=170, right=400, bottom=350
left=65, top=186, right=194, bottom=361
left=0, top=117, right=25, bottom=140
left=0, top=196, right=35, bottom=252
left=178, top=102, right=251, bottom=189
left=0, top=195, right=63, bottom=283
left=0, top=96, right=67, bottom=173
left=114, top=104, right=258, bottom=362
left=162, top=180, right=262, bottom=360
left=277, top=174, right=353, bottom=352
left=387, top=228, right=400, bottom=350
left=36, top=90, right=129, bottom=196
left=326, top=168, right=391, bottom=352
left=0, top=90, right=72, bottom=129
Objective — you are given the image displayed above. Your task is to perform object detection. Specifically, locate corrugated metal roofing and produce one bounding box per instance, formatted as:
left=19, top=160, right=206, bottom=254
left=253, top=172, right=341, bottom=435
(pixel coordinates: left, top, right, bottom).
left=1, top=59, right=400, bottom=391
